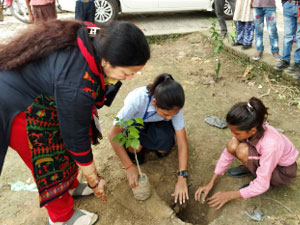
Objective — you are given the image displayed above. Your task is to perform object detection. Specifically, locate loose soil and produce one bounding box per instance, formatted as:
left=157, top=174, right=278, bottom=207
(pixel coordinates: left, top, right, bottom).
left=1, top=33, right=300, bottom=225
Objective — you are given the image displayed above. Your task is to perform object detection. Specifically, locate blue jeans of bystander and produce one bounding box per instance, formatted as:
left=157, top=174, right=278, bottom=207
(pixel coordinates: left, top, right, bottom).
left=282, top=2, right=300, bottom=63
left=253, top=7, right=279, bottom=53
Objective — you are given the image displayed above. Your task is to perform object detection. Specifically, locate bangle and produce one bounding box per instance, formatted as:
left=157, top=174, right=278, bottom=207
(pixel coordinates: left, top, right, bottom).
left=125, top=163, right=134, bottom=171
left=88, top=174, right=102, bottom=189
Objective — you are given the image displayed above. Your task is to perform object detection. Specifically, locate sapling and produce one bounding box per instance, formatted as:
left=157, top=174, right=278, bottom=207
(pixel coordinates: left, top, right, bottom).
left=113, top=117, right=151, bottom=200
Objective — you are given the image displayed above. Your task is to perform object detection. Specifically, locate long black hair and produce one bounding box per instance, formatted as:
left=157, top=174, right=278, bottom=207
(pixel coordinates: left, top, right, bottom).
left=93, top=21, right=150, bottom=67
left=0, top=20, right=150, bottom=70
left=146, top=73, right=185, bottom=110
left=226, top=97, right=268, bottom=133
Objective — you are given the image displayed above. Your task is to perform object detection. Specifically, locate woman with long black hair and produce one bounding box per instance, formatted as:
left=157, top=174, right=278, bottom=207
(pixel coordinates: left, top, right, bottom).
left=0, top=20, right=150, bottom=225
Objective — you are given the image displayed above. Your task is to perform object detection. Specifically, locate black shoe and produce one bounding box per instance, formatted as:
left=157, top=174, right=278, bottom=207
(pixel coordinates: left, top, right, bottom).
left=126, top=149, right=145, bottom=165
left=286, top=62, right=300, bottom=73
left=273, top=60, right=290, bottom=71
left=219, top=33, right=226, bottom=40
left=242, top=45, right=252, bottom=50
left=227, top=165, right=251, bottom=178
left=231, top=42, right=242, bottom=46
left=156, top=151, right=170, bottom=158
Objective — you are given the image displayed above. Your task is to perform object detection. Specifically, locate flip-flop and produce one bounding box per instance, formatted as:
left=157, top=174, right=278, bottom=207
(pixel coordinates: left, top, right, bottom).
left=252, top=52, right=263, bottom=61
left=273, top=55, right=282, bottom=62
left=48, top=209, right=98, bottom=225
left=69, top=183, right=93, bottom=197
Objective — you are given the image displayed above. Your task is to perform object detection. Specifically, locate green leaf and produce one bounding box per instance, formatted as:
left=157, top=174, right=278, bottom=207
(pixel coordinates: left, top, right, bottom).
left=127, top=120, right=134, bottom=126
left=134, top=118, right=144, bottom=126
left=131, top=139, right=140, bottom=150
left=125, top=139, right=132, bottom=149
left=120, top=137, right=126, bottom=146
left=113, top=133, right=123, bottom=142
left=128, top=126, right=139, bottom=136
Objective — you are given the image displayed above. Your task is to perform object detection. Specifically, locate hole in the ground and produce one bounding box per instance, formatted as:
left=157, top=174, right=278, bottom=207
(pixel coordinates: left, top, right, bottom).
left=174, top=202, right=210, bottom=224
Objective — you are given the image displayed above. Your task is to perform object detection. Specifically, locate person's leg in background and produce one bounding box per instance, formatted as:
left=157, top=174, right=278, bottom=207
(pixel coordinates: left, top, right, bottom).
left=75, top=1, right=84, bottom=21
left=293, top=6, right=300, bottom=79
left=215, top=0, right=227, bottom=38
left=242, top=21, right=255, bottom=49
left=265, top=7, right=281, bottom=61
left=86, top=1, right=96, bottom=23
left=275, top=2, right=297, bottom=70
left=232, top=21, right=244, bottom=45
left=252, top=7, right=265, bottom=60
left=286, top=4, right=300, bottom=73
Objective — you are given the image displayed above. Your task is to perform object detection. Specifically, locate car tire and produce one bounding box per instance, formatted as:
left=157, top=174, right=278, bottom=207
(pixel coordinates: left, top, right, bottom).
left=94, top=0, right=119, bottom=27
left=223, top=0, right=233, bottom=20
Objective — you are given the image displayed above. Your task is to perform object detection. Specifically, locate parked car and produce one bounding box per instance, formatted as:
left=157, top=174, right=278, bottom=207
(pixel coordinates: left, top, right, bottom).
left=11, top=0, right=233, bottom=27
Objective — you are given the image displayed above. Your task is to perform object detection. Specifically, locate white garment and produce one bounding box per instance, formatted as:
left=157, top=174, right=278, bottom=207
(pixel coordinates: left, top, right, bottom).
left=233, top=0, right=254, bottom=22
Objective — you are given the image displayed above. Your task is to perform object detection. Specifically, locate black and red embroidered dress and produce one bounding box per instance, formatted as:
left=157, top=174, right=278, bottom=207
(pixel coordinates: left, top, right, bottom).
left=0, top=25, right=106, bottom=206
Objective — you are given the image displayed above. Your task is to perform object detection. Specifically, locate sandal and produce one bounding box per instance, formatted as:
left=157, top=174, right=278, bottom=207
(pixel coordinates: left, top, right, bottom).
left=273, top=53, right=282, bottom=62
left=252, top=52, right=263, bottom=61
left=48, top=209, right=98, bottom=225
left=69, top=183, right=93, bottom=197
left=227, top=165, right=251, bottom=178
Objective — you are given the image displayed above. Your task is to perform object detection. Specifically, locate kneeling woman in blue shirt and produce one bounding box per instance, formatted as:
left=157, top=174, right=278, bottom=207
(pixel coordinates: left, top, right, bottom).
left=109, top=73, right=189, bottom=204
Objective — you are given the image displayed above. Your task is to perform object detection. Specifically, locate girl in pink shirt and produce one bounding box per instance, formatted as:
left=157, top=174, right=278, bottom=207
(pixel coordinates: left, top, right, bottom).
left=195, top=97, right=298, bottom=209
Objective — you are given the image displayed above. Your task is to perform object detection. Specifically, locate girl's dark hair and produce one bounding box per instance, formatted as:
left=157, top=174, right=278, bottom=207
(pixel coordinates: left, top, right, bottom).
left=93, top=21, right=150, bottom=66
left=146, top=73, right=185, bottom=110
left=226, top=97, right=268, bottom=132
left=0, top=20, right=150, bottom=70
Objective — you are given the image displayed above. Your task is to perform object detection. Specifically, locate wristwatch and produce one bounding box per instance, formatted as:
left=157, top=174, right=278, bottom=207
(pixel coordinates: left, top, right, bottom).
left=177, top=170, right=188, bottom=178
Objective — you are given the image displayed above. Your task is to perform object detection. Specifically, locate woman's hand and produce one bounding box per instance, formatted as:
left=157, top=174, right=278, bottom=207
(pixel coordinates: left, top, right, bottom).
left=194, top=182, right=213, bottom=203
left=207, top=191, right=241, bottom=210
left=92, top=178, right=107, bottom=202
left=126, top=166, right=139, bottom=189
left=172, top=177, right=189, bottom=205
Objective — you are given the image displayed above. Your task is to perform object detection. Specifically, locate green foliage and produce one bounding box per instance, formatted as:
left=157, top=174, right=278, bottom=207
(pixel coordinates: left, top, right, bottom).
left=147, top=33, right=186, bottom=45
left=215, top=59, right=221, bottom=78
left=228, top=21, right=236, bottom=43
left=113, top=117, right=144, bottom=150
left=212, top=40, right=223, bottom=57
left=209, top=18, right=224, bottom=79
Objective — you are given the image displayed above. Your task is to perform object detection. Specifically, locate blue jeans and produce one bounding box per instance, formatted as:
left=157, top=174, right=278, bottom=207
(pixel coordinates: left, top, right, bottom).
left=253, top=7, right=279, bottom=53
left=75, top=1, right=95, bottom=23
left=282, top=2, right=300, bottom=63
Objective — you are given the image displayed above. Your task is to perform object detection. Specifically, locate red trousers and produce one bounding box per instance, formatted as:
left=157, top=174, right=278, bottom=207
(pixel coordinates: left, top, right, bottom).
left=9, top=112, right=78, bottom=222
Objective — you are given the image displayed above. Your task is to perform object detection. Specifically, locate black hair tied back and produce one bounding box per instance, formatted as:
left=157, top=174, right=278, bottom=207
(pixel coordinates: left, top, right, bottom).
left=147, top=73, right=185, bottom=110
left=226, top=97, right=268, bottom=132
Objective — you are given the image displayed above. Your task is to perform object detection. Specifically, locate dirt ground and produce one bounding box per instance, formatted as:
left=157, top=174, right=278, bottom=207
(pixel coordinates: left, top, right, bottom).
left=1, top=33, right=300, bottom=225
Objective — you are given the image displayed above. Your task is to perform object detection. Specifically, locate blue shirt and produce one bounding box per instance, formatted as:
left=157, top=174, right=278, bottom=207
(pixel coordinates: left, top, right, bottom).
left=114, top=86, right=185, bottom=130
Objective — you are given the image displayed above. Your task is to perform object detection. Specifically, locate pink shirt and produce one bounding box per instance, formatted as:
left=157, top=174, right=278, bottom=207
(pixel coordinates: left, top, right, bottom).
left=30, top=0, right=54, bottom=6
left=214, top=125, right=299, bottom=199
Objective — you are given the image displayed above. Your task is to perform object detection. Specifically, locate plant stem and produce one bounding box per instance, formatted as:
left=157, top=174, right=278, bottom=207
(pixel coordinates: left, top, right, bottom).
left=134, top=148, right=143, bottom=177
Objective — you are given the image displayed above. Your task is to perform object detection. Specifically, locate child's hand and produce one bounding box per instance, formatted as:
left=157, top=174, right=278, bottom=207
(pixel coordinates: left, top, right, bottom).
left=126, top=166, right=139, bottom=189
left=172, top=177, right=189, bottom=205
left=207, top=191, right=241, bottom=210
left=93, top=178, right=107, bottom=202
left=194, top=183, right=213, bottom=203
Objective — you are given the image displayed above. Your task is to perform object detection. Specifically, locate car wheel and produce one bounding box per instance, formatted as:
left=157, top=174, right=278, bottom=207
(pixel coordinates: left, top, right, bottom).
left=223, top=0, right=233, bottom=20
left=94, top=0, right=119, bottom=27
